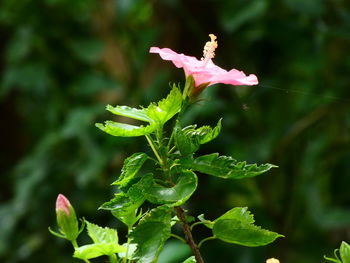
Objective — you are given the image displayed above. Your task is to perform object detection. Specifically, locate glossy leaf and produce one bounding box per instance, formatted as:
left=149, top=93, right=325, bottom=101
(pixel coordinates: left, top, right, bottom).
left=184, top=153, right=276, bottom=179
left=174, top=120, right=222, bottom=156
left=100, top=174, right=153, bottom=227
left=95, top=121, right=157, bottom=137
left=340, top=242, right=350, bottom=263
left=106, top=105, right=152, bottom=122
left=118, top=243, right=137, bottom=260
left=183, top=256, right=196, bottom=263
left=86, top=221, right=119, bottom=244
left=113, top=152, right=149, bottom=191
left=74, top=243, right=125, bottom=260
left=97, top=87, right=182, bottom=137
left=100, top=193, right=142, bottom=227
left=73, top=221, right=125, bottom=260
left=146, top=170, right=198, bottom=206
left=183, top=119, right=222, bottom=145
left=130, top=206, right=172, bottom=263
left=174, top=125, right=199, bottom=156
left=212, top=207, right=283, bottom=247
left=145, top=86, right=182, bottom=125
left=127, top=173, right=154, bottom=202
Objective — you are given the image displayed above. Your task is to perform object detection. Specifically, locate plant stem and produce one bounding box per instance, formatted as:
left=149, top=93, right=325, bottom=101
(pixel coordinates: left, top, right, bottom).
left=198, top=236, right=216, bottom=248
left=109, top=254, right=117, bottom=263
left=145, top=134, right=163, bottom=165
left=168, top=146, right=176, bottom=154
left=190, top=221, right=208, bottom=231
left=123, top=228, right=131, bottom=263
left=175, top=206, right=205, bottom=263
left=171, top=233, right=187, bottom=244
left=71, top=240, right=78, bottom=248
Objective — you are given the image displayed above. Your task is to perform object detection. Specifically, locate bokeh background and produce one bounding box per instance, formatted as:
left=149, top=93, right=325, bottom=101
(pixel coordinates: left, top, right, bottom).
left=1, top=0, right=350, bottom=262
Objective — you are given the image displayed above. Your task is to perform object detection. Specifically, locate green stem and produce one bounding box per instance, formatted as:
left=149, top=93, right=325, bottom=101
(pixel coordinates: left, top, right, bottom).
left=124, top=228, right=131, bottom=263
left=190, top=221, right=208, bottom=231
left=71, top=240, right=91, bottom=263
left=198, top=236, right=216, bottom=248
left=168, top=146, right=176, bottom=154
left=171, top=233, right=187, bottom=244
left=145, top=134, right=163, bottom=165
left=71, top=240, right=78, bottom=248
left=167, top=128, right=175, bottom=149
left=109, top=254, right=118, bottom=263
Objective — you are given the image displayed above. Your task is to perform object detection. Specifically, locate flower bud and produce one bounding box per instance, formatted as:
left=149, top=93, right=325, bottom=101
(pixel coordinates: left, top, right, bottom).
left=55, top=194, right=79, bottom=241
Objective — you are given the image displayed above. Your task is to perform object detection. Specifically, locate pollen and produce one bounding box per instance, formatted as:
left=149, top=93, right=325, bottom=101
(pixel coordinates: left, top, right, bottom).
left=266, top=258, right=280, bottom=263
left=202, top=34, right=218, bottom=61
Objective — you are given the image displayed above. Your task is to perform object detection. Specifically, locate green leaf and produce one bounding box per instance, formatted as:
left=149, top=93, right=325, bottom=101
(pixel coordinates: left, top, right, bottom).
left=184, top=119, right=222, bottom=145
left=97, top=86, right=182, bottom=137
left=118, top=243, right=137, bottom=260
left=174, top=125, right=200, bottom=156
left=197, top=214, right=214, bottom=229
left=340, top=242, right=350, bottom=263
left=86, top=221, right=119, bottom=244
left=127, top=173, right=154, bottom=202
left=95, top=121, right=157, bottom=137
left=130, top=206, right=172, bottom=263
left=74, top=243, right=125, bottom=260
left=73, top=221, right=125, bottom=260
left=146, top=170, right=198, bottom=206
left=183, top=256, right=196, bottom=263
left=212, top=207, right=283, bottom=247
left=174, top=120, right=222, bottom=156
left=113, top=152, right=149, bottom=191
left=106, top=105, right=152, bottom=123
left=183, top=153, right=276, bottom=179
left=145, top=86, right=182, bottom=125
left=100, top=174, right=153, bottom=227
left=100, top=193, right=141, bottom=227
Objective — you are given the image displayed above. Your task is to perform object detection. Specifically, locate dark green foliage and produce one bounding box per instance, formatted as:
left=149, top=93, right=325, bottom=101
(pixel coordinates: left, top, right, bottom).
left=212, top=207, right=283, bottom=247
left=130, top=206, right=172, bottom=263
left=181, top=153, right=276, bottom=179
left=100, top=174, right=154, bottom=228
left=146, top=170, right=198, bottom=206
left=112, top=152, right=149, bottom=191
left=174, top=119, right=222, bottom=156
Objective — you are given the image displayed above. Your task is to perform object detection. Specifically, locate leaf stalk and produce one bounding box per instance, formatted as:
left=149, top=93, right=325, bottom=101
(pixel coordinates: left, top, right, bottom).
left=145, top=134, right=163, bottom=165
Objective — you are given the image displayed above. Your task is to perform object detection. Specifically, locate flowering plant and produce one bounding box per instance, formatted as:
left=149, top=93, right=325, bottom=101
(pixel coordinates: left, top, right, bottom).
left=50, top=34, right=282, bottom=263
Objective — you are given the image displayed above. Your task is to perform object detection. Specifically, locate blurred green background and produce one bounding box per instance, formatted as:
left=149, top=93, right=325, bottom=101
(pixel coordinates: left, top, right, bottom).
left=1, top=0, right=350, bottom=262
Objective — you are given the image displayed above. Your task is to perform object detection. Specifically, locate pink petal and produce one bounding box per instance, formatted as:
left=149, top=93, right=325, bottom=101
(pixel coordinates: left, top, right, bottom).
left=150, top=46, right=258, bottom=88
left=150, top=47, right=200, bottom=69
left=209, top=69, right=259, bottom=86
left=56, top=194, right=71, bottom=215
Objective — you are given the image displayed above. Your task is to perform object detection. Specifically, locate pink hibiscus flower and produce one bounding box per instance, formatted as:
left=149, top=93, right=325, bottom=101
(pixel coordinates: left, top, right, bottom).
left=150, top=34, right=258, bottom=95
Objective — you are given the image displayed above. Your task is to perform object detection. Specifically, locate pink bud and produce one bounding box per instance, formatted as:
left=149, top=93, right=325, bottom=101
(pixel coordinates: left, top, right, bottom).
left=56, top=194, right=71, bottom=215
left=54, top=193, right=79, bottom=241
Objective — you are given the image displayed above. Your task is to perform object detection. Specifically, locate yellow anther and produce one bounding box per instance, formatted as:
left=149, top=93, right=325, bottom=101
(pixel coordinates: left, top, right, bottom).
left=266, top=258, right=280, bottom=263
left=202, top=34, right=218, bottom=61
